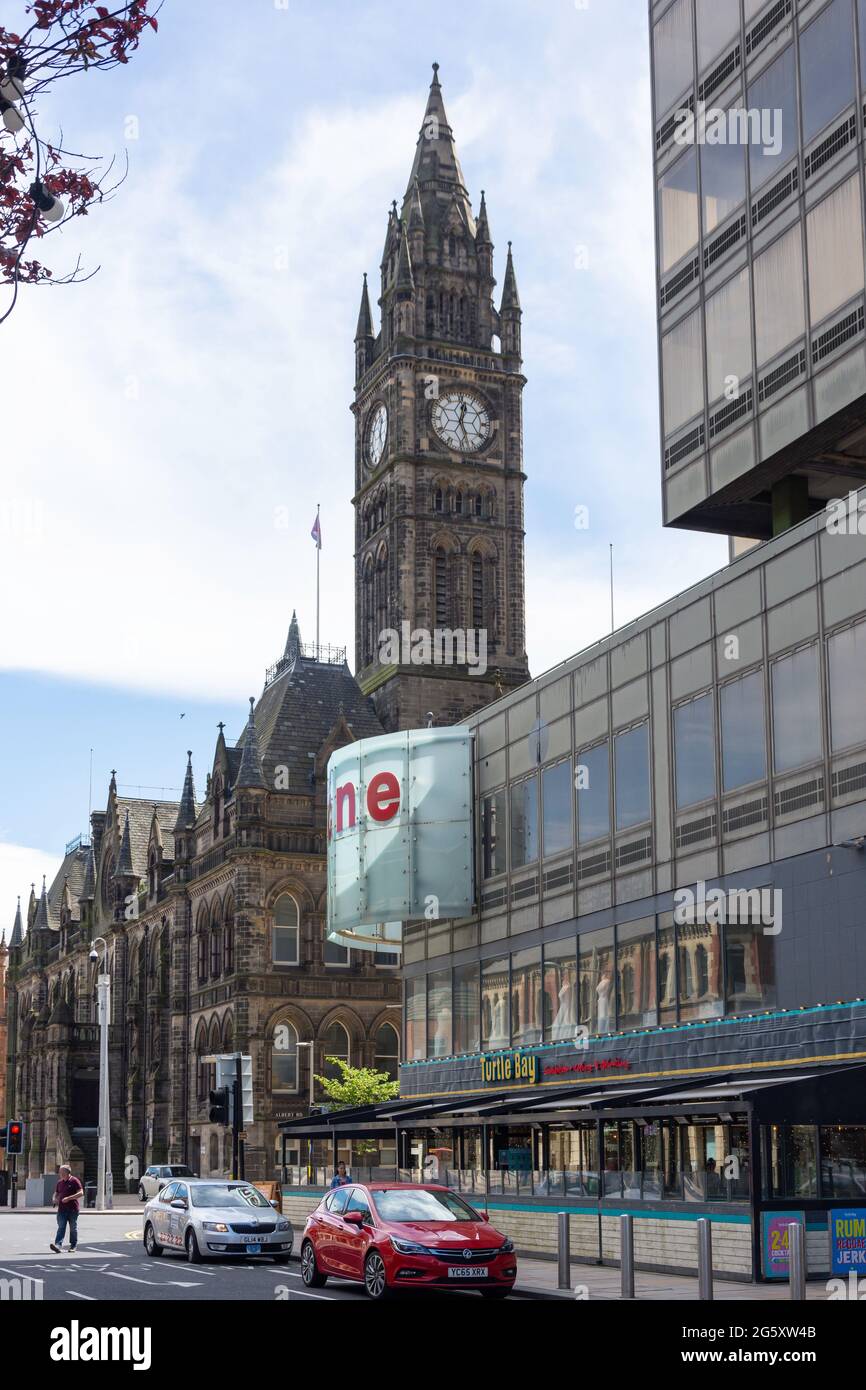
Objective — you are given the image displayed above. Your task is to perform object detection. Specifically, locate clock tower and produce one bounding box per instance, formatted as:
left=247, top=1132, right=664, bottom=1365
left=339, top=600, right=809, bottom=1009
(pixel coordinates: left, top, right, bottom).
left=353, top=63, right=530, bottom=732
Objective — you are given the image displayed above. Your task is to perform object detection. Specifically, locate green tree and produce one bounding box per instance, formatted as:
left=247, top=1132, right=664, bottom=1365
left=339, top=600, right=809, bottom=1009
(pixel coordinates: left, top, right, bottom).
left=315, top=1058, right=399, bottom=1109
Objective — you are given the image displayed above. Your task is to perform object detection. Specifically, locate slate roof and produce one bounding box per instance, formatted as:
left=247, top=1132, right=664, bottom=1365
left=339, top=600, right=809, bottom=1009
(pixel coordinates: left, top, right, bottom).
left=45, top=844, right=91, bottom=928
left=236, top=656, right=384, bottom=791
left=112, top=798, right=179, bottom=878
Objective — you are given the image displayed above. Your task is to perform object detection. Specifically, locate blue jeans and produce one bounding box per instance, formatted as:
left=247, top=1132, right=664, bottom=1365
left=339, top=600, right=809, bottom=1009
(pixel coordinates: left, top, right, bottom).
left=55, top=1207, right=78, bottom=1249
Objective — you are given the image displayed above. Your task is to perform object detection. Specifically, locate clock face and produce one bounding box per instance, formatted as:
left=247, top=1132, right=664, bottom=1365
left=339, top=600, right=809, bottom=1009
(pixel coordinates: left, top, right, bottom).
left=431, top=391, right=491, bottom=453
left=366, top=404, right=388, bottom=469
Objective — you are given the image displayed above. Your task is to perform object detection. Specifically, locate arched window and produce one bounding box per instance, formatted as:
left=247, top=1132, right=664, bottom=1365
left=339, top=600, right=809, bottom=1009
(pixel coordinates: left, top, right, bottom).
left=454, top=490, right=463, bottom=515
left=223, top=899, right=234, bottom=975
left=473, top=493, right=483, bottom=517
left=195, top=1027, right=209, bottom=1101
left=375, top=546, right=388, bottom=642
left=433, top=487, right=444, bottom=514
left=272, top=1020, right=299, bottom=1091
left=363, top=556, right=375, bottom=664
left=209, top=1133, right=220, bottom=1173
left=471, top=555, right=484, bottom=630
left=324, top=925, right=349, bottom=967
left=425, top=292, right=436, bottom=337
left=273, top=894, right=299, bottom=965
left=210, top=903, right=222, bottom=979
left=374, top=1024, right=400, bottom=1080
left=322, top=1022, right=350, bottom=1080
left=434, top=548, right=449, bottom=627
left=196, top=909, right=209, bottom=984
left=376, top=490, right=386, bottom=529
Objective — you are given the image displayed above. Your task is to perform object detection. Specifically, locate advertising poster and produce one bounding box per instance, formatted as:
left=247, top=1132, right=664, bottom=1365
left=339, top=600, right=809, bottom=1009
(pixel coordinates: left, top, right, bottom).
left=830, top=1209, right=866, bottom=1276
left=761, top=1211, right=805, bottom=1279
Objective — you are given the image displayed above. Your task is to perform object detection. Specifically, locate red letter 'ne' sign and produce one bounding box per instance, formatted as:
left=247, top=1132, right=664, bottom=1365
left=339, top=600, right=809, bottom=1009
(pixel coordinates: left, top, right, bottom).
left=366, top=772, right=400, bottom=822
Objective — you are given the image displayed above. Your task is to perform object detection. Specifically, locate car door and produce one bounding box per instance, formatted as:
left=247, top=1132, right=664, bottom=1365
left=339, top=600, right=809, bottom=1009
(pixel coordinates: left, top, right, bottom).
left=153, top=1182, right=177, bottom=1244
left=339, top=1187, right=374, bottom=1279
left=167, top=1182, right=190, bottom=1250
left=143, top=1166, right=159, bottom=1197
left=317, top=1187, right=349, bottom=1272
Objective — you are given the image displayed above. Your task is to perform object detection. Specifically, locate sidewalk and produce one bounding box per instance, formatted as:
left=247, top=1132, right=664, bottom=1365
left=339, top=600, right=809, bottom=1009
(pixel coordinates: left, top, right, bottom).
left=1, top=1195, right=142, bottom=1214
left=515, top=1257, right=828, bottom=1301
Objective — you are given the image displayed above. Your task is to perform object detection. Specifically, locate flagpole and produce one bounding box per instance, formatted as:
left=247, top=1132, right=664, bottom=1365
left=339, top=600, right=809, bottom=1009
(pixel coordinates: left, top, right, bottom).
left=316, top=503, right=321, bottom=659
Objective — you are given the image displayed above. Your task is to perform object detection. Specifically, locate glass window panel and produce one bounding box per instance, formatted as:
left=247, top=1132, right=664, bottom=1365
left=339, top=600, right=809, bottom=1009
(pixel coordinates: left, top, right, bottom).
left=427, top=968, right=452, bottom=1058
left=800, top=0, right=855, bottom=146
left=511, top=948, right=542, bottom=1047
left=677, top=919, right=723, bottom=1020
left=674, top=691, right=716, bottom=807
left=828, top=620, right=866, bottom=750
left=576, top=741, right=609, bottom=843
left=771, top=644, right=822, bottom=772
left=768, top=1125, right=818, bottom=1198
left=614, top=722, right=651, bottom=831
left=482, top=789, right=506, bottom=878
left=701, top=122, right=745, bottom=235
left=662, top=307, right=705, bottom=434
left=324, top=934, right=348, bottom=965
left=807, top=175, right=865, bottom=327
left=579, top=927, right=615, bottom=1033
left=481, top=956, right=510, bottom=1050
left=820, top=1127, right=866, bottom=1198
left=653, top=0, right=694, bottom=114
left=542, top=759, right=573, bottom=857
left=454, top=961, right=480, bottom=1054
left=510, top=776, right=539, bottom=868
left=658, top=149, right=699, bottom=273
left=705, top=267, right=752, bottom=403
left=726, top=921, right=776, bottom=1014
left=543, top=937, right=578, bottom=1042
left=748, top=44, right=798, bottom=191
left=720, top=670, right=767, bottom=791
left=696, top=0, right=740, bottom=71
left=745, top=0, right=769, bottom=18
left=658, top=911, right=677, bottom=1024
left=616, top=918, right=657, bottom=1030
left=272, top=1024, right=298, bottom=1090
left=754, top=223, right=805, bottom=366
left=405, top=975, right=426, bottom=1061
left=861, top=0, right=866, bottom=88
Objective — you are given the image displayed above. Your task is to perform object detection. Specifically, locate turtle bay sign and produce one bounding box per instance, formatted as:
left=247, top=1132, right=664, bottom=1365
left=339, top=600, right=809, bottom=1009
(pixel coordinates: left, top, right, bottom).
left=326, top=728, right=474, bottom=955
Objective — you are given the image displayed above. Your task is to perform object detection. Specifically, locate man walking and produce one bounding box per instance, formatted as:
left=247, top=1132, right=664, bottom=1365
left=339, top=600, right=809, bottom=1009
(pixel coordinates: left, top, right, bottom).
left=50, top=1164, right=83, bottom=1253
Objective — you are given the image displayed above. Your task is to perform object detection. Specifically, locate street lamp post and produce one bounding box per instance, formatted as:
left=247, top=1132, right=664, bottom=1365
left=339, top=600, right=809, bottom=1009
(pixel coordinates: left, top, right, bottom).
left=297, top=1041, right=316, bottom=1182
left=91, top=937, right=112, bottom=1211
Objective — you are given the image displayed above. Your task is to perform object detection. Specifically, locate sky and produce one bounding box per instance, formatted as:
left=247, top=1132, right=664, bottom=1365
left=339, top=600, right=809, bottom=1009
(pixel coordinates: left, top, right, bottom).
left=0, top=0, right=729, bottom=929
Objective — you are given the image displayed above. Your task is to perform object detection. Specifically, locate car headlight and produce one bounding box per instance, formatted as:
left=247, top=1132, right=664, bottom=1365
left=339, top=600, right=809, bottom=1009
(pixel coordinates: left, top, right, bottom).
left=202, top=1222, right=229, bottom=1233
left=390, top=1237, right=432, bottom=1256
left=500, top=1239, right=515, bottom=1254
left=276, top=1218, right=291, bottom=1231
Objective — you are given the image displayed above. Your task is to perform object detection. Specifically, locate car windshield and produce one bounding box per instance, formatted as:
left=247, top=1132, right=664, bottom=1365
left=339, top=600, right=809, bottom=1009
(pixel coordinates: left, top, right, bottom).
left=169, top=1167, right=194, bottom=1177
left=371, top=1189, right=481, bottom=1223
left=189, top=1184, right=271, bottom=1209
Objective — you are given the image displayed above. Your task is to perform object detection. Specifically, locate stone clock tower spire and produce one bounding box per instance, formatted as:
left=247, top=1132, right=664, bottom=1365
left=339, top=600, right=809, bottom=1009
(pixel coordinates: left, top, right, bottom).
left=352, top=63, right=529, bottom=732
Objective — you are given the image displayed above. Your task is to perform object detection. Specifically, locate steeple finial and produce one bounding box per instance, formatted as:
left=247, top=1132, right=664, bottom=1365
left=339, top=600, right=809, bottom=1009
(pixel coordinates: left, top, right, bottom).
left=355, top=272, right=374, bottom=341
left=394, top=220, right=415, bottom=298
left=501, top=241, right=521, bottom=311
left=431, top=61, right=440, bottom=85
left=10, top=896, right=23, bottom=948
left=236, top=697, right=267, bottom=790
left=476, top=188, right=491, bottom=246
left=34, top=875, right=50, bottom=932
left=284, top=609, right=302, bottom=665
left=174, top=750, right=198, bottom=833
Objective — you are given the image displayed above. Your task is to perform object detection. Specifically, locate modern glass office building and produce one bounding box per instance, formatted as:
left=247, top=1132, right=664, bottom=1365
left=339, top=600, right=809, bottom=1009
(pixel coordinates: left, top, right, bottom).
left=652, top=0, right=866, bottom=539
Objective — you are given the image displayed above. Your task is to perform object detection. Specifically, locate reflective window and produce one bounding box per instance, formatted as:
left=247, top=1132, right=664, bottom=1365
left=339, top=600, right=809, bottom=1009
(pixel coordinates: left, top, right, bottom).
left=860, top=0, right=866, bottom=88
left=482, top=789, right=506, bottom=879
left=511, top=948, right=542, bottom=1047
left=662, top=307, right=704, bottom=434
left=820, top=1127, right=866, bottom=1198
left=454, top=961, right=480, bottom=1054
left=272, top=1021, right=298, bottom=1091
left=653, top=0, right=694, bottom=114
left=576, top=741, right=609, bottom=843
left=771, top=644, right=822, bottom=772
left=579, top=927, right=615, bottom=1033
left=658, top=149, right=699, bottom=273
left=322, top=1023, right=350, bottom=1081
left=324, top=931, right=349, bottom=966
left=658, top=912, right=677, bottom=1024
left=754, top=223, right=805, bottom=366
left=720, top=670, right=766, bottom=791
left=405, top=975, right=426, bottom=1061
left=828, top=620, right=866, bottom=751
left=677, top=919, right=724, bottom=1020
left=427, top=968, right=452, bottom=1058
left=748, top=44, right=798, bottom=192
left=701, top=120, right=745, bottom=236
left=481, top=956, right=509, bottom=1050
left=542, top=760, right=573, bottom=857
left=673, top=691, right=716, bottom=808
left=614, top=722, right=651, bottom=831
left=726, top=920, right=776, bottom=1014
left=696, top=0, right=740, bottom=71
left=800, top=0, right=855, bottom=146
left=510, top=776, right=539, bottom=868
left=272, top=893, right=299, bottom=965
left=705, top=267, right=752, bottom=403
left=374, top=1025, right=399, bottom=1081
left=767, top=1125, right=818, bottom=1198
left=543, top=936, right=578, bottom=1042
left=616, top=918, right=657, bottom=1031
left=807, top=175, right=865, bottom=327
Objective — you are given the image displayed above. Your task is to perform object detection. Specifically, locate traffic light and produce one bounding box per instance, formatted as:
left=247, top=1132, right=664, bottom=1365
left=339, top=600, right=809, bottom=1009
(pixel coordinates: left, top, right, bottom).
left=208, top=1088, right=229, bottom=1125
left=4, top=1120, right=23, bottom=1155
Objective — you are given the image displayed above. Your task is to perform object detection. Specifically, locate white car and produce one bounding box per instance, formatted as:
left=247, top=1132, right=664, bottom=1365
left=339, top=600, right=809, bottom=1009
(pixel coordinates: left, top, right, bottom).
left=138, top=1164, right=197, bottom=1201
left=143, top=1178, right=293, bottom=1263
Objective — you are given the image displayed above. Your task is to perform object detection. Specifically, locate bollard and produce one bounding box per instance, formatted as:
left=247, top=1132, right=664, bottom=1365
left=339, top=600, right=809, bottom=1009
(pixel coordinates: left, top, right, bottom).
left=697, top=1218, right=713, bottom=1301
left=557, top=1211, right=571, bottom=1289
left=788, top=1221, right=806, bottom=1300
left=620, top=1213, right=635, bottom=1299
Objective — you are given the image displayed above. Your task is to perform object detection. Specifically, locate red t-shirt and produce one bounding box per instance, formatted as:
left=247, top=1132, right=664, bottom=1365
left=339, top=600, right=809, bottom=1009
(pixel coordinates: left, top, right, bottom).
left=55, top=1176, right=83, bottom=1213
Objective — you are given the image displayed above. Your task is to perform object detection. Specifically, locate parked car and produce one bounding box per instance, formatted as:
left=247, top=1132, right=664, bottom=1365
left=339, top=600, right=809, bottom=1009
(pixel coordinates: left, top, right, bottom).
left=138, top=1164, right=197, bottom=1201
left=300, top=1182, right=517, bottom=1299
left=142, top=1178, right=293, bottom=1263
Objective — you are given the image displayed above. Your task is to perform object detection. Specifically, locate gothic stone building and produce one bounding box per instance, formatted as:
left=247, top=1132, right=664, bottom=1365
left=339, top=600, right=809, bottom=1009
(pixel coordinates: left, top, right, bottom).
left=4, top=618, right=401, bottom=1185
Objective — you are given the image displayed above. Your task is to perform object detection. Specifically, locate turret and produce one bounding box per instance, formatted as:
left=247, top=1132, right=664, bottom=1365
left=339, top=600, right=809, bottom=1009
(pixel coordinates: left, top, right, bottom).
left=354, top=273, right=375, bottom=382
left=500, top=241, right=522, bottom=361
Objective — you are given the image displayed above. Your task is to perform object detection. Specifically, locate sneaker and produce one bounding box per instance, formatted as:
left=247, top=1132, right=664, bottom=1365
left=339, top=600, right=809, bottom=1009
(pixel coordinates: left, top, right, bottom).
left=50, top=1243, right=61, bottom=1253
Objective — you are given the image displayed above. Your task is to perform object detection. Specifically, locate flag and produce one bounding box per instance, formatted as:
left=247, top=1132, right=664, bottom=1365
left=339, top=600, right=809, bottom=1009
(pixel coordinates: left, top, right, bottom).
left=311, top=511, right=321, bottom=549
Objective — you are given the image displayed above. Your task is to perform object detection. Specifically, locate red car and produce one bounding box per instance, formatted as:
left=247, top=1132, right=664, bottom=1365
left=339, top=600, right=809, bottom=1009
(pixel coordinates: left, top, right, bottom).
left=300, top=1182, right=517, bottom=1299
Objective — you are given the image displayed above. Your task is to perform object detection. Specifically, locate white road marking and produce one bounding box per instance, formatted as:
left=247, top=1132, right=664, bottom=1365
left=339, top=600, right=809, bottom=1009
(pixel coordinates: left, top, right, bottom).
left=283, top=1287, right=331, bottom=1300
left=67, top=1290, right=97, bottom=1300
left=105, top=1271, right=170, bottom=1286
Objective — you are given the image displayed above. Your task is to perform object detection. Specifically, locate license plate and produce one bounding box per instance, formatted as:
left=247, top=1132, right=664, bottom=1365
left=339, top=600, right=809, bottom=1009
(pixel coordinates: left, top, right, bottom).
left=448, top=1266, right=488, bottom=1278
left=244, top=1242, right=262, bottom=1253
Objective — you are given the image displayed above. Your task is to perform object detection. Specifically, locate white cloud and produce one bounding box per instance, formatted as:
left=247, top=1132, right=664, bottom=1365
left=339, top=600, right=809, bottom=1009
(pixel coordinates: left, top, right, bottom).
left=0, top=842, right=61, bottom=939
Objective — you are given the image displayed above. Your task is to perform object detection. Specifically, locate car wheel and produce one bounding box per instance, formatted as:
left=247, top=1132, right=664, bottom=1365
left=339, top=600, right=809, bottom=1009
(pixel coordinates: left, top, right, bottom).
left=143, top=1224, right=163, bottom=1258
left=364, top=1249, right=390, bottom=1300
left=300, top=1240, right=327, bottom=1287
left=185, top=1228, right=202, bottom=1264
left=481, top=1287, right=510, bottom=1300
left=138, top=1185, right=146, bottom=1203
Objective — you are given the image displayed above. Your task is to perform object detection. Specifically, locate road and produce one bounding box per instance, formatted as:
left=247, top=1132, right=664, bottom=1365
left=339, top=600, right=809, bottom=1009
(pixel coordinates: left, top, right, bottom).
left=0, top=1212, right=529, bottom=1302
